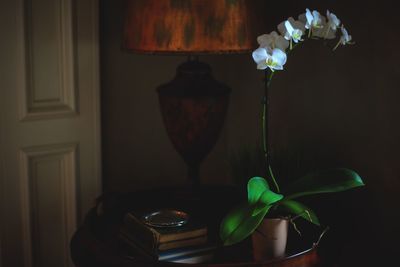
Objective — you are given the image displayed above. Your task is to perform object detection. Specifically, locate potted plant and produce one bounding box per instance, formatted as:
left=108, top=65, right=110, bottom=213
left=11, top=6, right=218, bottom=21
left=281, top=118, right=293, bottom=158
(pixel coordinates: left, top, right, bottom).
left=219, top=8, right=364, bottom=261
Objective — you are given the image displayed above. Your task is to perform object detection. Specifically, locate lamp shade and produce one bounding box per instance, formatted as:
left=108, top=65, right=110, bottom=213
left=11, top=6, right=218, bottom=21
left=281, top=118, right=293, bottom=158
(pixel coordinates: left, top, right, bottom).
left=123, top=0, right=263, bottom=54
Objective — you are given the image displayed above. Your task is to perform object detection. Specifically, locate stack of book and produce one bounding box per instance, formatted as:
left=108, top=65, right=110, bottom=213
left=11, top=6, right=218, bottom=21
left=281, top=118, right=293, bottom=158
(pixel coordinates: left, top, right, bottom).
left=119, top=211, right=215, bottom=263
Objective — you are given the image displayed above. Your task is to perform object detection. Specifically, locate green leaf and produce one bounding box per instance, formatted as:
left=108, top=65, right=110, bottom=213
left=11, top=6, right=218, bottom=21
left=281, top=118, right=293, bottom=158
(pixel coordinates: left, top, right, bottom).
left=285, top=168, right=365, bottom=200
left=247, top=177, right=283, bottom=216
left=220, top=203, right=270, bottom=246
left=252, top=189, right=283, bottom=216
left=247, top=177, right=269, bottom=205
left=277, top=200, right=320, bottom=226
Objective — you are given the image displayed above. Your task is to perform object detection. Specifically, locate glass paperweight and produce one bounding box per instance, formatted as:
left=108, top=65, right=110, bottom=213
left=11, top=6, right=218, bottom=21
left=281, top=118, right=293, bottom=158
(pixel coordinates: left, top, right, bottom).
left=141, top=209, right=189, bottom=228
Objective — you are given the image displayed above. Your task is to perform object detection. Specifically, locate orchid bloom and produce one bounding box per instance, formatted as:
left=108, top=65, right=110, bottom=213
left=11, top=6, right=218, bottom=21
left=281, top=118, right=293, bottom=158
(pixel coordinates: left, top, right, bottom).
left=323, top=10, right=341, bottom=39
left=299, top=9, right=328, bottom=38
left=299, top=9, right=314, bottom=37
left=298, top=8, right=314, bottom=30
left=252, top=47, right=287, bottom=72
left=309, top=14, right=338, bottom=39
left=277, top=17, right=305, bottom=49
left=333, top=25, right=353, bottom=50
left=311, top=10, right=324, bottom=29
left=285, top=20, right=303, bottom=43
left=257, top=31, right=289, bottom=52
left=299, top=9, right=324, bottom=29
left=304, top=8, right=314, bottom=29
left=326, top=10, right=341, bottom=31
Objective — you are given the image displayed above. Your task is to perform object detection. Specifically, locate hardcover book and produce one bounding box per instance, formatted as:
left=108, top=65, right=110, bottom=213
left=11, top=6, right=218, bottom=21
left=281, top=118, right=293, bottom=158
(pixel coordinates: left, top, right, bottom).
left=119, top=232, right=216, bottom=263
left=121, top=211, right=208, bottom=253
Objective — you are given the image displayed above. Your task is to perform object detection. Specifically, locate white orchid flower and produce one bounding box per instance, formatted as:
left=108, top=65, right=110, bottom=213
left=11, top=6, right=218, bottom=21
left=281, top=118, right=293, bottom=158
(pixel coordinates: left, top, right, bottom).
left=340, top=26, right=352, bottom=44
left=305, top=8, right=314, bottom=29
left=311, top=10, right=325, bottom=29
left=278, top=17, right=305, bottom=49
left=326, top=10, right=341, bottom=31
left=252, top=47, right=287, bottom=72
left=298, top=8, right=314, bottom=30
left=299, top=9, right=316, bottom=37
left=323, top=10, right=341, bottom=39
left=333, top=25, right=353, bottom=50
left=308, top=14, right=337, bottom=40
left=299, top=9, right=328, bottom=38
left=285, top=20, right=303, bottom=43
left=257, top=31, right=289, bottom=51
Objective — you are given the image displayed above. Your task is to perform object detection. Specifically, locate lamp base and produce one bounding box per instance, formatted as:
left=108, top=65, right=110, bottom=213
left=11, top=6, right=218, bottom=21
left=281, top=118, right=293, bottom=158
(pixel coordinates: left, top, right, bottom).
left=157, top=58, right=231, bottom=185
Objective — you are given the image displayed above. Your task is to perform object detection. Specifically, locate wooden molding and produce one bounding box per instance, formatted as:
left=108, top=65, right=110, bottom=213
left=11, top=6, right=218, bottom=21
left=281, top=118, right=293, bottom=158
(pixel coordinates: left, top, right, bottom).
left=18, top=0, right=77, bottom=121
left=19, top=143, right=78, bottom=267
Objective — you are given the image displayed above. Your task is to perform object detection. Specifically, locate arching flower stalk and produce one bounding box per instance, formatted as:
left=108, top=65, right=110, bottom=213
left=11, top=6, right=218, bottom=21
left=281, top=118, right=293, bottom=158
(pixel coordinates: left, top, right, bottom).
left=251, top=8, right=354, bottom=193
left=219, top=8, right=363, bottom=248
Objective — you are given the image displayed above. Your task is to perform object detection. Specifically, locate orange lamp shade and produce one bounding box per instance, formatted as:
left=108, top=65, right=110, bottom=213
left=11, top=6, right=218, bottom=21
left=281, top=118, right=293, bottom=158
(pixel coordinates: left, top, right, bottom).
left=123, top=0, right=263, bottom=54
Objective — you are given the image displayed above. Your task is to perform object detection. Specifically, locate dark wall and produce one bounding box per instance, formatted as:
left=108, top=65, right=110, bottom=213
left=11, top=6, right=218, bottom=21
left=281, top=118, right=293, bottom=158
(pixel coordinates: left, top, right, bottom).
left=100, top=0, right=400, bottom=265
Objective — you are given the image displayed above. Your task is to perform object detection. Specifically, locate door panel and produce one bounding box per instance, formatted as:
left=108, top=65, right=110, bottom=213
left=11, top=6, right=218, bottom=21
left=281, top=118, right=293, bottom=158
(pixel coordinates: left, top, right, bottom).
left=19, top=143, right=78, bottom=267
left=20, top=0, right=77, bottom=120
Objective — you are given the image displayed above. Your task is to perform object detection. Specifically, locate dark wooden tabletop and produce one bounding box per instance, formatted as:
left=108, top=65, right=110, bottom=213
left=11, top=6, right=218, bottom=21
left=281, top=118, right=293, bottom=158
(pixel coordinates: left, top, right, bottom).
left=70, top=186, right=334, bottom=267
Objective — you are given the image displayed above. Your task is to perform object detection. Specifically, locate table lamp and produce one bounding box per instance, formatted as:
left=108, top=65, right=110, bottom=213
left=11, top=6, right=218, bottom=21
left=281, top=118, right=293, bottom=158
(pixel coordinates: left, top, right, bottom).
left=123, top=0, right=264, bottom=185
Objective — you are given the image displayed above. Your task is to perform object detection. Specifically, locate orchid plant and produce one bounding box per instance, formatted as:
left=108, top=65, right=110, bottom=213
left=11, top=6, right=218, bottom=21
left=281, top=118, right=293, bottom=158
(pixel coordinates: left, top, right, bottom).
left=220, top=9, right=363, bottom=246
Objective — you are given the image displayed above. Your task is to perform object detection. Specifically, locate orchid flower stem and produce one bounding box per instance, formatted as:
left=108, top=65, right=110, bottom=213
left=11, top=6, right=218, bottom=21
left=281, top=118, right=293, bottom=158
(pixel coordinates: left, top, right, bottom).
left=333, top=39, right=341, bottom=51
left=268, top=165, right=280, bottom=193
left=263, top=69, right=280, bottom=193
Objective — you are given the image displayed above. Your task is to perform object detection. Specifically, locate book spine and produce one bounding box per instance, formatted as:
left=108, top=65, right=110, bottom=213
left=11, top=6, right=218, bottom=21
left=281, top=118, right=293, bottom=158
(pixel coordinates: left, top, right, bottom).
left=158, top=235, right=208, bottom=251
left=159, top=227, right=207, bottom=243
left=123, top=213, right=159, bottom=253
left=118, top=233, right=158, bottom=261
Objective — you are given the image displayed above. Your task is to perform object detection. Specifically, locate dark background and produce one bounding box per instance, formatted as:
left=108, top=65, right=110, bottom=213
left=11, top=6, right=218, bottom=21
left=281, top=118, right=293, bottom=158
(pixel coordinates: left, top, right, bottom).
left=100, top=0, right=400, bottom=266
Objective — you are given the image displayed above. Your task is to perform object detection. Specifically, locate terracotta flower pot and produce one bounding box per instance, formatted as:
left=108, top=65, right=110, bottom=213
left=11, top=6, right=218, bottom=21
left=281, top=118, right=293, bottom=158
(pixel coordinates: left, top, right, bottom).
left=252, top=218, right=289, bottom=261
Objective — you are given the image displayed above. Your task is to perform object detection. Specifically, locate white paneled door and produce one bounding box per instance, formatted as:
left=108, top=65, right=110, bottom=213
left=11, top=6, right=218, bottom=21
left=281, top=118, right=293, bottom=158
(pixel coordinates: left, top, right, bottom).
left=0, top=0, right=101, bottom=266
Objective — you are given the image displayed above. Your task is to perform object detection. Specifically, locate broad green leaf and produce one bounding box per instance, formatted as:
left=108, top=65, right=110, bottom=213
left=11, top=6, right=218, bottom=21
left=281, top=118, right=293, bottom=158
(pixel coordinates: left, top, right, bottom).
left=285, top=168, right=365, bottom=200
left=247, top=176, right=269, bottom=205
left=220, top=203, right=270, bottom=246
left=248, top=177, right=283, bottom=216
left=277, top=200, right=320, bottom=226
left=252, top=189, right=283, bottom=216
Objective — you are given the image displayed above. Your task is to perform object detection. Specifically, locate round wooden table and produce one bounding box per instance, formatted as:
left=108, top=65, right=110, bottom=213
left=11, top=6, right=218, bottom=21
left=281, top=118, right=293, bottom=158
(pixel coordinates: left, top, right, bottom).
left=70, top=186, right=329, bottom=267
